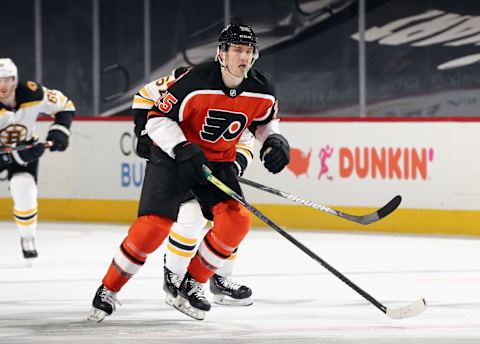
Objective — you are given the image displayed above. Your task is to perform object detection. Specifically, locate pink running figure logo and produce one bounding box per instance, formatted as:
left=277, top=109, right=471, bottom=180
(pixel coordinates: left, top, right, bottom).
left=318, top=145, right=334, bottom=180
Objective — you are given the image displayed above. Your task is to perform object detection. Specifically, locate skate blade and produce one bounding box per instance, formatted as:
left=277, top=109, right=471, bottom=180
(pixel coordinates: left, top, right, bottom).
left=24, top=258, right=36, bottom=268
left=173, top=296, right=206, bottom=320
left=87, top=308, right=108, bottom=322
left=213, top=294, right=253, bottom=306
left=165, top=293, right=175, bottom=308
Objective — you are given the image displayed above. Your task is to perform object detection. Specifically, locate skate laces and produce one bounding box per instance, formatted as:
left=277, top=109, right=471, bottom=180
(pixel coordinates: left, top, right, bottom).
left=100, top=287, right=121, bottom=309
left=187, top=280, right=208, bottom=301
left=168, top=271, right=183, bottom=288
left=217, top=276, right=241, bottom=291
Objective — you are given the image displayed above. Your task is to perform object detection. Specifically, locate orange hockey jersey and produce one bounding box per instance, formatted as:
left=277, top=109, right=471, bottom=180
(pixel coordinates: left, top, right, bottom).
left=147, top=61, right=277, bottom=162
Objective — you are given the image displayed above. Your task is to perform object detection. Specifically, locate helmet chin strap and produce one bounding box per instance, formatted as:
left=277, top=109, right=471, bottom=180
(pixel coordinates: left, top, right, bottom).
left=216, top=48, right=252, bottom=81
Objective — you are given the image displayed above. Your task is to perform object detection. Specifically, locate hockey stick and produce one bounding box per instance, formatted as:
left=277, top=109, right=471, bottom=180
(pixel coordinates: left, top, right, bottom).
left=239, top=177, right=401, bottom=225
left=0, top=141, right=52, bottom=153
left=202, top=166, right=426, bottom=319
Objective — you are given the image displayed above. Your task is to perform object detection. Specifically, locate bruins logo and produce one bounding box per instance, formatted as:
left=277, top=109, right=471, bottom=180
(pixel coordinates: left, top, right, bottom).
left=27, top=81, right=38, bottom=92
left=0, top=124, right=28, bottom=145
left=200, top=110, right=248, bottom=143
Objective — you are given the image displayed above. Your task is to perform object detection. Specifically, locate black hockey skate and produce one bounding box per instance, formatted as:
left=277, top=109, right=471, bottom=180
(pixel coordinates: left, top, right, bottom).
left=163, top=265, right=183, bottom=307
left=20, top=237, right=38, bottom=259
left=210, top=274, right=253, bottom=306
left=87, top=284, right=120, bottom=322
left=174, top=273, right=211, bottom=320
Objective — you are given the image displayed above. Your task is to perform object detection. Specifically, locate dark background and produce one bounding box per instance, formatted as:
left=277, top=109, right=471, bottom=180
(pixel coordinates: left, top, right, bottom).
left=2, top=0, right=480, bottom=117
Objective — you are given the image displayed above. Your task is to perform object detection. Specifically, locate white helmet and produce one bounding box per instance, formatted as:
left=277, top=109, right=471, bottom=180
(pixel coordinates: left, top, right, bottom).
left=0, top=58, right=18, bottom=82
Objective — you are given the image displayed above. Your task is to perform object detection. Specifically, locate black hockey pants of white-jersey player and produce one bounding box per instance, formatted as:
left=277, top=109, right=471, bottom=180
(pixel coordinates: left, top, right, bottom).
left=132, top=66, right=254, bottom=307
left=0, top=58, right=75, bottom=263
left=87, top=23, right=290, bottom=322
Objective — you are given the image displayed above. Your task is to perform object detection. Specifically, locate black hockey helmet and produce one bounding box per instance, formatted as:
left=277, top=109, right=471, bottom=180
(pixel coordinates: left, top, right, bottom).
left=218, top=24, right=259, bottom=61
left=219, top=24, right=258, bottom=47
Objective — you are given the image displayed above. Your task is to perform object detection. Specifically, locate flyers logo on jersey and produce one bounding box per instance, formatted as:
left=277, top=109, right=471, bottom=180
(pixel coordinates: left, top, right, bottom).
left=200, top=110, right=248, bottom=143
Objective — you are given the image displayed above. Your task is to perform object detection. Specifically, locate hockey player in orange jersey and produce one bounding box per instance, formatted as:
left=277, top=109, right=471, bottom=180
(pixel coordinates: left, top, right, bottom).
left=88, top=23, right=290, bottom=322
left=132, top=66, right=255, bottom=307
left=0, top=58, right=74, bottom=263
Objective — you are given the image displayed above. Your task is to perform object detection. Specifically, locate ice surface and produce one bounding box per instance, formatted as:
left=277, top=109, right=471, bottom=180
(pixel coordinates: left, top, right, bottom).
left=1, top=221, right=480, bottom=343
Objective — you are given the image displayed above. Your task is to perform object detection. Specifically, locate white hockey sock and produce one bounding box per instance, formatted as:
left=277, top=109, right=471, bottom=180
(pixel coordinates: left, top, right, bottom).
left=9, top=173, right=38, bottom=238
left=165, top=228, right=198, bottom=274
left=165, top=199, right=207, bottom=275
left=215, top=250, right=237, bottom=277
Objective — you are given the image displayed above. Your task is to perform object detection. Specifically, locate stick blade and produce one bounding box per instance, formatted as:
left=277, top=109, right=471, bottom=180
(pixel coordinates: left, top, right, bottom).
left=359, top=195, right=402, bottom=225
left=386, top=297, right=427, bottom=319
left=377, top=195, right=402, bottom=220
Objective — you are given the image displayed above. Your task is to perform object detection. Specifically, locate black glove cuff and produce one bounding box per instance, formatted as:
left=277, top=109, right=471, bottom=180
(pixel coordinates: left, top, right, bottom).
left=49, top=124, right=71, bottom=137
left=54, top=111, right=74, bottom=128
left=173, top=141, right=202, bottom=162
left=234, top=152, right=248, bottom=177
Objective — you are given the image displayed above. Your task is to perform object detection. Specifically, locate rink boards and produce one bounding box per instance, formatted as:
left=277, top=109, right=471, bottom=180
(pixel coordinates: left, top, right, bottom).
left=1, top=117, right=480, bottom=236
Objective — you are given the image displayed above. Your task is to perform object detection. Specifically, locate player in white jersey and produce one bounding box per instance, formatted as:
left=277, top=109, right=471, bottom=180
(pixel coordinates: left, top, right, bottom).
left=0, top=58, right=75, bottom=261
left=131, top=68, right=253, bottom=307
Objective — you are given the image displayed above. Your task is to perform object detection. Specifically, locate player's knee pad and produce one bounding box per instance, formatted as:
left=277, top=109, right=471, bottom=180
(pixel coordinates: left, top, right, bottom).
left=9, top=172, right=37, bottom=210
left=211, top=199, right=251, bottom=250
left=127, top=214, right=173, bottom=254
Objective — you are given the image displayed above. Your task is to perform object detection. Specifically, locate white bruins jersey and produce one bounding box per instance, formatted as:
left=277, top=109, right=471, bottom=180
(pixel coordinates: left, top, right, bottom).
left=0, top=81, right=75, bottom=145
left=132, top=73, right=255, bottom=166
left=132, top=74, right=175, bottom=112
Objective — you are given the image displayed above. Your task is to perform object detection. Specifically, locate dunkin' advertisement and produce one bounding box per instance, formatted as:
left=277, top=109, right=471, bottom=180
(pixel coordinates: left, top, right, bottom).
left=243, top=119, right=478, bottom=211
left=1, top=118, right=479, bottom=228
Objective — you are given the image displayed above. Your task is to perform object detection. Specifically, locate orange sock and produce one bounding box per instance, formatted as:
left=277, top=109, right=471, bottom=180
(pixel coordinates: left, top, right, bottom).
left=188, top=200, right=250, bottom=282
left=103, top=215, right=173, bottom=292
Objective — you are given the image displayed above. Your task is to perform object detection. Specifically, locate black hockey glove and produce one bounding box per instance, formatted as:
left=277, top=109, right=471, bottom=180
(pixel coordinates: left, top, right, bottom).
left=260, top=134, right=290, bottom=174
left=0, top=152, right=12, bottom=168
left=13, top=141, right=45, bottom=165
left=133, top=109, right=151, bottom=159
left=46, top=124, right=70, bottom=151
left=135, top=134, right=151, bottom=159
left=173, top=141, right=211, bottom=185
